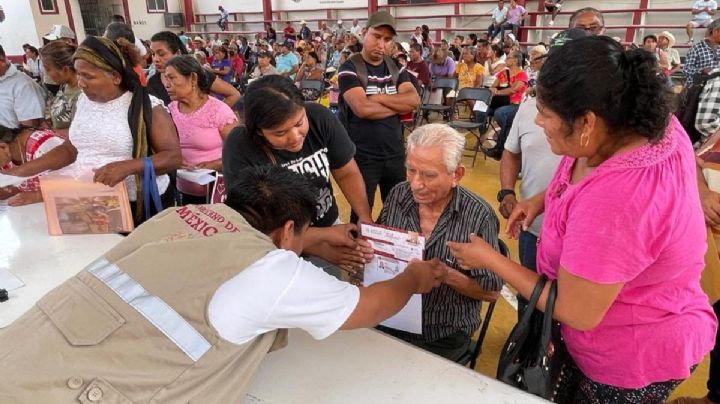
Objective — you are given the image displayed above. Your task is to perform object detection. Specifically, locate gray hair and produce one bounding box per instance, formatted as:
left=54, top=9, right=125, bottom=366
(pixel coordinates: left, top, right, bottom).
left=406, top=124, right=466, bottom=172
left=569, top=7, right=605, bottom=28
left=709, top=19, right=720, bottom=33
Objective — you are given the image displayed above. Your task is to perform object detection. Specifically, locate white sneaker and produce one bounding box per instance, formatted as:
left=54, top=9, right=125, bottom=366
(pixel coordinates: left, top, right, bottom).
left=548, top=19, right=554, bottom=26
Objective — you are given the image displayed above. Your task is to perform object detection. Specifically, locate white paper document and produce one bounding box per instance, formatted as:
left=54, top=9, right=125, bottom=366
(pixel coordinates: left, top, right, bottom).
left=0, top=173, right=29, bottom=188
left=361, top=223, right=425, bottom=334
left=473, top=100, right=488, bottom=112
left=0, top=268, right=24, bottom=291
left=176, top=169, right=216, bottom=185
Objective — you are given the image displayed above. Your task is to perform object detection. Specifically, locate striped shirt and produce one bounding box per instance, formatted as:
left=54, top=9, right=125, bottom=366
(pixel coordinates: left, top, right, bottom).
left=377, top=182, right=504, bottom=342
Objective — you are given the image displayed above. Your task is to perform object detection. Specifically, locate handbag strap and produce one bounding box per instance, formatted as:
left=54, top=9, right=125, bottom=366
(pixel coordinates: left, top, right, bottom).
left=143, top=157, right=163, bottom=219
left=517, top=274, right=548, bottom=327
left=536, top=279, right=559, bottom=363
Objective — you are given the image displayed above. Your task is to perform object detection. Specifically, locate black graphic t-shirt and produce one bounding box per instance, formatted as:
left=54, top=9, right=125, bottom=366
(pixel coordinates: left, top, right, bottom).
left=338, top=58, right=414, bottom=160
left=222, top=102, right=356, bottom=227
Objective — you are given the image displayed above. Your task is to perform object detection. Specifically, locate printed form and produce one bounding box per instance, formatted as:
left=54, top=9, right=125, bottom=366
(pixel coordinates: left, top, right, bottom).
left=361, top=223, right=425, bottom=334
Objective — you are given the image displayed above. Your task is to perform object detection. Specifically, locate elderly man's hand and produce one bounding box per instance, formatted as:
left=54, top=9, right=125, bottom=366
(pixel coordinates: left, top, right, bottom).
left=443, top=268, right=500, bottom=302
left=447, top=233, right=498, bottom=270
left=403, top=258, right=448, bottom=293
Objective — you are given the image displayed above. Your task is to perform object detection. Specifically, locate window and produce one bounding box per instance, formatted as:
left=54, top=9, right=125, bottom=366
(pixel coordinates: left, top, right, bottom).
left=38, top=0, right=59, bottom=14
left=146, top=0, right=166, bottom=13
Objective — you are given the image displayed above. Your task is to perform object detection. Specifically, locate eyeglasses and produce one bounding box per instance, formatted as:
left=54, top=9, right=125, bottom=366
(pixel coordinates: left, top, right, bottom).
left=576, top=24, right=604, bottom=34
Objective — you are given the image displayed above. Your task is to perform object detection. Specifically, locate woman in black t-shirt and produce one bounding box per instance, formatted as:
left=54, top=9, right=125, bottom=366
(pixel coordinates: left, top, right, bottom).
left=222, top=75, right=373, bottom=269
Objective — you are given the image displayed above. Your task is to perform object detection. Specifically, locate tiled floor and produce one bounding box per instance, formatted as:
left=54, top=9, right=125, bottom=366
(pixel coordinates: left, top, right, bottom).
left=334, top=132, right=710, bottom=400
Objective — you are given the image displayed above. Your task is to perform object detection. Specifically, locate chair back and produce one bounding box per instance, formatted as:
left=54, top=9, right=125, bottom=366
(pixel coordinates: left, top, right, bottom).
left=300, top=79, right=324, bottom=92
left=432, top=77, right=458, bottom=91
left=456, top=87, right=493, bottom=104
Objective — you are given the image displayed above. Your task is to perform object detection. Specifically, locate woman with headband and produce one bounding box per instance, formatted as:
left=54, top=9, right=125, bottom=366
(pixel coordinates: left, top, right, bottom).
left=63, top=36, right=181, bottom=223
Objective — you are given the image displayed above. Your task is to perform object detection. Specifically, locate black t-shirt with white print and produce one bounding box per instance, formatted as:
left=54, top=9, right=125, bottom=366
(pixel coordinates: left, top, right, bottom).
left=222, top=102, right=355, bottom=227
left=338, top=58, right=414, bottom=160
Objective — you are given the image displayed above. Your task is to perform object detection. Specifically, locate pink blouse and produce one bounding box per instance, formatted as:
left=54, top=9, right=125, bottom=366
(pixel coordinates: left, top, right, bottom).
left=537, top=116, right=717, bottom=388
left=168, top=97, right=237, bottom=196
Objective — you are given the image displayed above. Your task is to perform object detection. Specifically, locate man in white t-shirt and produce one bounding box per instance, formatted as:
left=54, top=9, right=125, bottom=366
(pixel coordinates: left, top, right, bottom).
left=350, top=19, right=363, bottom=36
left=499, top=96, right=561, bottom=316
left=0, top=166, right=449, bottom=402
left=489, top=0, right=509, bottom=42
left=211, top=166, right=448, bottom=344
left=687, top=0, right=718, bottom=43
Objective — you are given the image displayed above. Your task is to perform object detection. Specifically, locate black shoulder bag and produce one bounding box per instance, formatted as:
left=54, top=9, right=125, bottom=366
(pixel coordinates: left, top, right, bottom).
left=497, top=275, right=569, bottom=402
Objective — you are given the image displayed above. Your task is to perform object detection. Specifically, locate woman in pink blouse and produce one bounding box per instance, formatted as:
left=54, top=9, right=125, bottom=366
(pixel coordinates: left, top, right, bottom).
left=449, top=36, right=717, bottom=402
left=164, top=55, right=238, bottom=204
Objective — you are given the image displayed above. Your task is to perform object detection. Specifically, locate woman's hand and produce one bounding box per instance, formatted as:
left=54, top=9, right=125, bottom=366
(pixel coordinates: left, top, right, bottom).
left=8, top=191, right=42, bottom=206
left=446, top=233, right=498, bottom=270
left=315, top=224, right=374, bottom=267
left=93, top=161, right=133, bottom=187
left=506, top=190, right=545, bottom=239
left=195, top=160, right=222, bottom=171
left=0, top=186, right=20, bottom=200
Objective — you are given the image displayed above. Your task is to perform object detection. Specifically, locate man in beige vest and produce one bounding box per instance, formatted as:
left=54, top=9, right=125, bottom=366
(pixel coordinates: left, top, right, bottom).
left=0, top=166, right=447, bottom=403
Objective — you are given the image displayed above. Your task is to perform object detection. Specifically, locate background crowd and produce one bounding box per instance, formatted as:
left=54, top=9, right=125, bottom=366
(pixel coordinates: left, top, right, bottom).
left=0, top=4, right=719, bottom=404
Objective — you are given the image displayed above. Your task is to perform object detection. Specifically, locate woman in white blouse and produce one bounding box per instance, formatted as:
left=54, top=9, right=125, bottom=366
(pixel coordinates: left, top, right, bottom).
left=58, top=36, right=181, bottom=223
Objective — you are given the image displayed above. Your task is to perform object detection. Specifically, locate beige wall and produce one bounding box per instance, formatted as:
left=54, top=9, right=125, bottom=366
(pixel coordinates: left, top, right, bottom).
left=28, top=0, right=74, bottom=48
left=127, top=0, right=183, bottom=41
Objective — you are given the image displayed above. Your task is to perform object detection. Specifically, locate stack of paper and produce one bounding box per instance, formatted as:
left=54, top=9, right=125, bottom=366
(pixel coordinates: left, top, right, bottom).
left=176, top=169, right=216, bottom=185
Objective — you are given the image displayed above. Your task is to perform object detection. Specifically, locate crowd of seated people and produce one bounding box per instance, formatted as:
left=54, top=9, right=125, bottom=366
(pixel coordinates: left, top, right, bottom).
left=0, top=5, right=719, bottom=404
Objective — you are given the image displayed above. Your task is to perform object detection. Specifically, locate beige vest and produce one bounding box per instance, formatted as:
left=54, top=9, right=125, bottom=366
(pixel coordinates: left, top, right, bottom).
left=0, top=204, right=287, bottom=403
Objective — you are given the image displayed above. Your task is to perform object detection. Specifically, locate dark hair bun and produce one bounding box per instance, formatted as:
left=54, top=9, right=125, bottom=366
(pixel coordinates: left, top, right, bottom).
left=198, top=69, right=213, bottom=93
left=537, top=36, right=670, bottom=142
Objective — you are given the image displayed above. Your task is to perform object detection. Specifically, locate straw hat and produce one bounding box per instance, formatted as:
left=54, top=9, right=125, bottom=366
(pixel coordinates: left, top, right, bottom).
left=300, top=20, right=307, bottom=25
left=529, top=44, right=547, bottom=56
left=658, top=31, right=676, bottom=48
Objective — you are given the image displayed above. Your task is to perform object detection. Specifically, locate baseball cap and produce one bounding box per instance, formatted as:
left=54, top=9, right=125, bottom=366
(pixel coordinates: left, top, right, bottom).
left=366, top=11, right=397, bottom=36
left=300, top=20, right=307, bottom=25
left=257, top=50, right=272, bottom=58
left=43, top=24, right=76, bottom=41
left=337, top=19, right=343, bottom=24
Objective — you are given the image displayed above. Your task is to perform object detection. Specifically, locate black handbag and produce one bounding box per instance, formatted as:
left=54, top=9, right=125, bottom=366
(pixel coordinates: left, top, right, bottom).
left=497, top=275, right=569, bottom=401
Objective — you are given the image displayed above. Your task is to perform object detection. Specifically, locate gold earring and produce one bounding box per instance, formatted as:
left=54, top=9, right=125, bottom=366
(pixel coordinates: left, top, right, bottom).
left=580, top=131, right=590, bottom=147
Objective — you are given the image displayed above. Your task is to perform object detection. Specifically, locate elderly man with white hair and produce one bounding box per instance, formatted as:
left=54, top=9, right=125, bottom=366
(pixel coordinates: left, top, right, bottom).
left=375, top=123, right=503, bottom=362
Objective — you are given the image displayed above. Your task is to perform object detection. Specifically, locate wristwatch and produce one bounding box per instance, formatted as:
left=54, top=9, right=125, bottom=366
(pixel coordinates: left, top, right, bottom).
left=497, top=189, right=516, bottom=203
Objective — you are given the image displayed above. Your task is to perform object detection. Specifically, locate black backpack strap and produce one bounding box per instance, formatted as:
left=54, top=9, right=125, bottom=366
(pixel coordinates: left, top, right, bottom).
left=349, top=53, right=368, bottom=89
left=384, top=56, right=401, bottom=90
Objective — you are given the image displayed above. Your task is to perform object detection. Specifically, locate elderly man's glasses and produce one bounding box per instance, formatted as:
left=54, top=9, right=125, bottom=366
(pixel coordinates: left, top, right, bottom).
left=575, top=24, right=604, bottom=34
